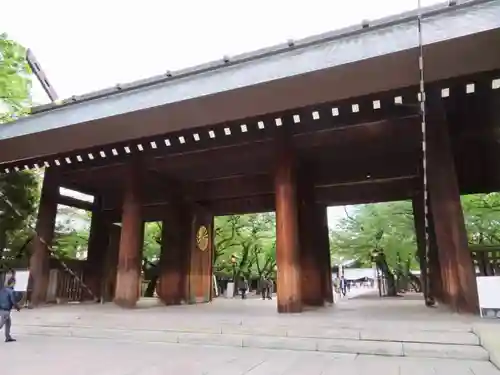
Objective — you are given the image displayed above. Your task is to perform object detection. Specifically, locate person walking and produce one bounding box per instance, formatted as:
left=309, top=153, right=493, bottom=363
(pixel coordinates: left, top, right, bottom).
left=340, top=276, right=347, bottom=297
left=237, top=277, right=248, bottom=299
left=333, top=276, right=341, bottom=302
left=261, top=277, right=273, bottom=300
left=0, top=278, right=20, bottom=343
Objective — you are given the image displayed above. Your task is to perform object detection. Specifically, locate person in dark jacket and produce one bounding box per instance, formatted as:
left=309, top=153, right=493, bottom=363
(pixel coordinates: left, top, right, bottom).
left=237, top=277, right=248, bottom=299
left=261, top=277, right=273, bottom=300
left=0, top=278, right=20, bottom=342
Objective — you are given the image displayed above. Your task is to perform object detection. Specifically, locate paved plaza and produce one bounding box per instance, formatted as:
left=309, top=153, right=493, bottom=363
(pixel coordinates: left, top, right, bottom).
left=2, top=290, right=500, bottom=374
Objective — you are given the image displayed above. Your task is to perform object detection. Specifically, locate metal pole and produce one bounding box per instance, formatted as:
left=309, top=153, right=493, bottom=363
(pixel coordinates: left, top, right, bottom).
left=417, top=0, right=435, bottom=307
left=26, top=49, right=59, bottom=102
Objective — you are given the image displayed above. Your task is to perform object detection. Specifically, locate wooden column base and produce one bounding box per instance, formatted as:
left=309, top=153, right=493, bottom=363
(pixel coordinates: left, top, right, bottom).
left=277, top=300, right=303, bottom=313
left=114, top=269, right=141, bottom=308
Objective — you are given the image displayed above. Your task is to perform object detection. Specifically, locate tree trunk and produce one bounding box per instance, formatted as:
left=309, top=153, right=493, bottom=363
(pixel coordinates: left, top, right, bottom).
left=0, top=229, right=6, bottom=261
left=144, top=275, right=158, bottom=297
left=408, top=273, right=422, bottom=292
left=375, top=258, right=398, bottom=297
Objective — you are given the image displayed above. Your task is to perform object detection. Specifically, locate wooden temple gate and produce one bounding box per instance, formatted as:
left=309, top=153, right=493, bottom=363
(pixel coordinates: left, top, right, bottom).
left=1, top=1, right=500, bottom=314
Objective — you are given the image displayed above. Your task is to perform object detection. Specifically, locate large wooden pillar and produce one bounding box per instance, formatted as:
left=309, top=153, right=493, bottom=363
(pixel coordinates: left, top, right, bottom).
left=297, top=168, right=323, bottom=306
left=157, top=202, right=190, bottom=305
left=85, top=200, right=110, bottom=300
left=114, top=164, right=144, bottom=308
left=427, top=110, right=478, bottom=313
left=102, top=224, right=121, bottom=302
left=274, top=138, right=302, bottom=313
left=30, top=169, right=59, bottom=306
left=412, top=190, right=443, bottom=305
left=186, top=209, right=213, bottom=304
left=316, top=205, right=334, bottom=304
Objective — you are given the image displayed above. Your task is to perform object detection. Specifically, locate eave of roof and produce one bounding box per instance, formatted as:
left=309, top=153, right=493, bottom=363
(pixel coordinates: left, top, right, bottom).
left=0, top=0, right=499, bottom=163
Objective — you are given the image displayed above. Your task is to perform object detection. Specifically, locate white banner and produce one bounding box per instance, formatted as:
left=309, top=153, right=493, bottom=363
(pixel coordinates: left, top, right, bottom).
left=13, top=270, right=30, bottom=292
left=477, top=276, right=500, bottom=318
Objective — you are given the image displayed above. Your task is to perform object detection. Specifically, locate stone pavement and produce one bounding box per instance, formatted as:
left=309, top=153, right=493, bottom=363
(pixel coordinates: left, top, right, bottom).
left=4, top=335, right=499, bottom=375
left=2, top=291, right=500, bottom=374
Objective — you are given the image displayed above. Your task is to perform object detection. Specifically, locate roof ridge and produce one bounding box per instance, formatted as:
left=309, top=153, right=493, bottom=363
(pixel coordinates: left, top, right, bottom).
left=31, top=0, right=490, bottom=114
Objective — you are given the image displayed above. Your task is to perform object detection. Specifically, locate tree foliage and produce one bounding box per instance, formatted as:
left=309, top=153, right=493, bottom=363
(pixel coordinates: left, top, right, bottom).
left=330, top=201, right=417, bottom=271
left=462, top=193, right=500, bottom=246
left=0, top=33, right=31, bottom=122
left=143, top=222, right=161, bottom=263
left=329, top=193, right=500, bottom=289
left=213, top=213, right=276, bottom=280
left=0, top=34, right=38, bottom=265
left=51, top=207, right=90, bottom=259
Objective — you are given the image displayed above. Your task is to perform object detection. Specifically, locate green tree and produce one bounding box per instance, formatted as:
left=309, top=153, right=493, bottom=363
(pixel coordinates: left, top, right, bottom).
left=0, top=33, right=38, bottom=267
left=0, top=33, right=39, bottom=268
left=142, top=222, right=162, bottom=297
left=214, top=213, right=276, bottom=282
left=461, top=193, right=500, bottom=245
left=330, top=202, right=417, bottom=269
left=330, top=202, right=418, bottom=296
left=51, top=206, right=90, bottom=259
left=0, top=172, right=39, bottom=257
left=329, top=194, right=500, bottom=295
left=0, top=33, right=32, bottom=121
left=143, top=222, right=161, bottom=262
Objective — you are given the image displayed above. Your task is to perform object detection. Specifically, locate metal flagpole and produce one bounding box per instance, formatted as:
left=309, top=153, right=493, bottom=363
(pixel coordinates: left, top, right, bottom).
left=416, top=0, right=435, bottom=307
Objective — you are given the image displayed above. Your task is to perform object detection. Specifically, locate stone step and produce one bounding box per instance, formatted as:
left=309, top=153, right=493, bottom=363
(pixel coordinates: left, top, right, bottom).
left=15, top=325, right=489, bottom=361
left=17, top=323, right=480, bottom=345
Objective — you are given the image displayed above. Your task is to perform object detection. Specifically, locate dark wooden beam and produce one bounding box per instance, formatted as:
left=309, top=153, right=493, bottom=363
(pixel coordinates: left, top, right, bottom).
left=146, top=168, right=211, bottom=215
left=190, top=154, right=417, bottom=201
left=100, top=153, right=417, bottom=210
left=59, top=115, right=419, bottom=180
left=57, top=194, right=94, bottom=211
left=294, top=115, right=419, bottom=151
left=102, top=176, right=416, bottom=221
left=316, top=176, right=415, bottom=206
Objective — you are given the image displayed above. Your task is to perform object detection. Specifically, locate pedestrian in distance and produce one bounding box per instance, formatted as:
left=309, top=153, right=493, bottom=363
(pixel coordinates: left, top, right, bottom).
left=261, top=277, right=273, bottom=300
left=237, top=277, right=248, bottom=299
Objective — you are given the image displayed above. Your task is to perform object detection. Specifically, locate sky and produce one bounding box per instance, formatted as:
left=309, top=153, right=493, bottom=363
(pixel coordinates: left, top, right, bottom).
left=3, top=0, right=441, bottom=227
